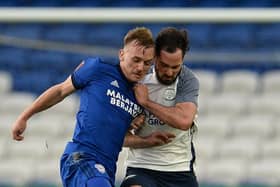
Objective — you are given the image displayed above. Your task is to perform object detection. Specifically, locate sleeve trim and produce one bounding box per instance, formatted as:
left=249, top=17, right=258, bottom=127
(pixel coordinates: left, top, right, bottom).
left=71, top=73, right=81, bottom=90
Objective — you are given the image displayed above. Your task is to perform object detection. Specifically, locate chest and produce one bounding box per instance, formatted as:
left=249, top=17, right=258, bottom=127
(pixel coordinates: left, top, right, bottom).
left=147, top=83, right=177, bottom=107
left=85, top=73, right=142, bottom=118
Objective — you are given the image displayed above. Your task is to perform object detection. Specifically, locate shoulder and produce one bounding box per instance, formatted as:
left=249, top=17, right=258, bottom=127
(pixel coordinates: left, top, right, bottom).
left=178, top=65, right=199, bottom=86
left=84, top=57, right=101, bottom=64
left=176, top=65, right=199, bottom=105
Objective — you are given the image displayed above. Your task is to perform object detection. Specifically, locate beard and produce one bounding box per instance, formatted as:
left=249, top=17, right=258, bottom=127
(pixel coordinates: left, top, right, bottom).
left=155, top=70, right=178, bottom=85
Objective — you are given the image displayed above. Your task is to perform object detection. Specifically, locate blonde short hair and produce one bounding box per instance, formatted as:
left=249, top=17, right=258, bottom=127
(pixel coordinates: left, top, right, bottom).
left=123, top=27, right=154, bottom=48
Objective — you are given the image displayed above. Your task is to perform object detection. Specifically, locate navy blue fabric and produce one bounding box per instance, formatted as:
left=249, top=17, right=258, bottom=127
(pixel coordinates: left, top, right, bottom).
left=121, top=167, right=199, bottom=187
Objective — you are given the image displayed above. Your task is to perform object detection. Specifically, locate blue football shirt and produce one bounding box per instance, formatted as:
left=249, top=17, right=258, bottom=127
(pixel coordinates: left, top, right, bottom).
left=63, top=57, right=142, bottom=182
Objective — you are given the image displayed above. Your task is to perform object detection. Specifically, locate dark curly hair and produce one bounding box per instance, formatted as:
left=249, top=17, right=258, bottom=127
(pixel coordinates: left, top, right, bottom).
left=155, top=27, right=190, bottom=58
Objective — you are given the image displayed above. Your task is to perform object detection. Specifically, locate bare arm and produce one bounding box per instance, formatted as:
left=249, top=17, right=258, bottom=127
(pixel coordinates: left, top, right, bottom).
left=123, top=131, right=175, bottom=148
left=134, top=84, right=197, bottom=131
left=12, top=76, right=76, bottom=140
left=124, top=114, right=174, bottom=148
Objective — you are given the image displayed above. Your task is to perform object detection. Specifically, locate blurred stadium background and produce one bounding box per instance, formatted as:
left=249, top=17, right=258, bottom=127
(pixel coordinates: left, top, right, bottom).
left=0, top=1, right=280, bottom=187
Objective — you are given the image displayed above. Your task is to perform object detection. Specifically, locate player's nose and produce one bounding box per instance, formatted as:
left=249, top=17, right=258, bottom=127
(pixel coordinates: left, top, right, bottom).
left=165, top=68, right=173, bottom=77
left=135, top=62, right=145, bottom=72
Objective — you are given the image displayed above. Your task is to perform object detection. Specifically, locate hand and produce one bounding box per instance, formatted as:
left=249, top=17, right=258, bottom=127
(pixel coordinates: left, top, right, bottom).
left=130, top=114, right=145, bottom=131
left=11, top=118, right=27, bottom=141
left=133, top=83, right=149, bottom=106
left=144, top=131, right=176, bottom=147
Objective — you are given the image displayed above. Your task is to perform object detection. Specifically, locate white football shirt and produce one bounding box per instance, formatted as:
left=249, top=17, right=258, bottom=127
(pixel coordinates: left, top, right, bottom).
left=126, top=65, right=199, bottom=171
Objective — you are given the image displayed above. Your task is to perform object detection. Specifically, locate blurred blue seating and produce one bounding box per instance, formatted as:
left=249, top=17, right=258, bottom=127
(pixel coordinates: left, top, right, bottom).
left=44, top=24, right=87, bottom=43
left=0, top=21, right=279, bottom=96
left=0, top=47, right=27, bottom=72
left=66, top=53, right=86, bottom=67
left=26, top=50, right=69, bottom=72
left=0, top=24, right=7, bottom=34
left=212, top=24, right=255, bottom=49
left=12, top=71, right=53, bottom=94
left=186, top=24, right=213, bottom=50
left=3, top=24, right=43, bottom=39
left=85, top=24, right=131, bottom=47
left=255, top=24, right=280, bottom=49
left=0, top=1, right=18, bottom=6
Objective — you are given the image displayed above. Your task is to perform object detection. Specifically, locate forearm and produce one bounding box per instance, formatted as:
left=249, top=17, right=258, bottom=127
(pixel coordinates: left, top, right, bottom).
left=19, top=84, right=69, bottom=121
left=142, top=100, right=195, bottom=130
left=123, top=132, right=151, bottom=149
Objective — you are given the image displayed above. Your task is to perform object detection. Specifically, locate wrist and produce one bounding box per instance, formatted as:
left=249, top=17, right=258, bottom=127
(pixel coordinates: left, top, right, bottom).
left=139, top=98, right=150, bottom=109
left=19, top=111, right=32, bottom=122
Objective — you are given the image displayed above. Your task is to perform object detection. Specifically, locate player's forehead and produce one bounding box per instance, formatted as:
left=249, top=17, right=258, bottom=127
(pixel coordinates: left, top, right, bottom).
left=125, top=40, right=154, bottom=57
left=159, top=49, right=183, bottom=66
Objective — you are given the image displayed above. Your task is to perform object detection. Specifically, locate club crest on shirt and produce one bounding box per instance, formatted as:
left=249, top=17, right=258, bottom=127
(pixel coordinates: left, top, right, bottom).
left=95, top=164, right=106, bottom=174
left=163, top=88, right=176, bottom=101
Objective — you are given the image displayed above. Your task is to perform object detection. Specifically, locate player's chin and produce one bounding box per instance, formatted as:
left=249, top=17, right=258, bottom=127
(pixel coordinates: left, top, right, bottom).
left=161, top=77, right=176, bottom=85
left=131, top=74, right=144, bottom=82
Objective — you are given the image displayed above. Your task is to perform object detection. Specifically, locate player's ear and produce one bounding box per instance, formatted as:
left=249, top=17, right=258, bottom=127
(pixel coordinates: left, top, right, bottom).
left=119, top=49, right=124, bottom=61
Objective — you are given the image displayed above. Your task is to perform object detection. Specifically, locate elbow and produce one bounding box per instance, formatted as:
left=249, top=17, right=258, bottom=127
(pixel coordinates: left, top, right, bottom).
left=176, top=119, right=193, bottom=131
left=178, top=125, right=191, bottom=131
left=123, top=138, right=130, bottom=147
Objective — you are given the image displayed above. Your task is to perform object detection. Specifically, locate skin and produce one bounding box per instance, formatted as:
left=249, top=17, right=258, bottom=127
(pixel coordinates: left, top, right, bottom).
left=134, top=48, right=197, bottom=130
left=124, top=48, right=197, bottom=149
left=12, top=39, right=154, bottom=141
left=155, top=49, right=183, bottom=85
left=128, top=114, right=175, bottom=148
left=12, top=76, right=75, bottom=141
left=119, top=40, right=154, bottom=83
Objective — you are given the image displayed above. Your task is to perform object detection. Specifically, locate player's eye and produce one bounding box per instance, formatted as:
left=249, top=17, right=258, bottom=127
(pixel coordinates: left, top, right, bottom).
left=144, top=60, right=152, bottom=66
left=133, top=58, right=141, bottom=63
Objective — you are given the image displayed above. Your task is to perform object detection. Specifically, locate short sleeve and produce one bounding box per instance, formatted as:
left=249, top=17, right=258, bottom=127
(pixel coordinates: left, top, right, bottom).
left=71, top=57, right=101, bottom=89
left=176, top=67, right=199, bottom=106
